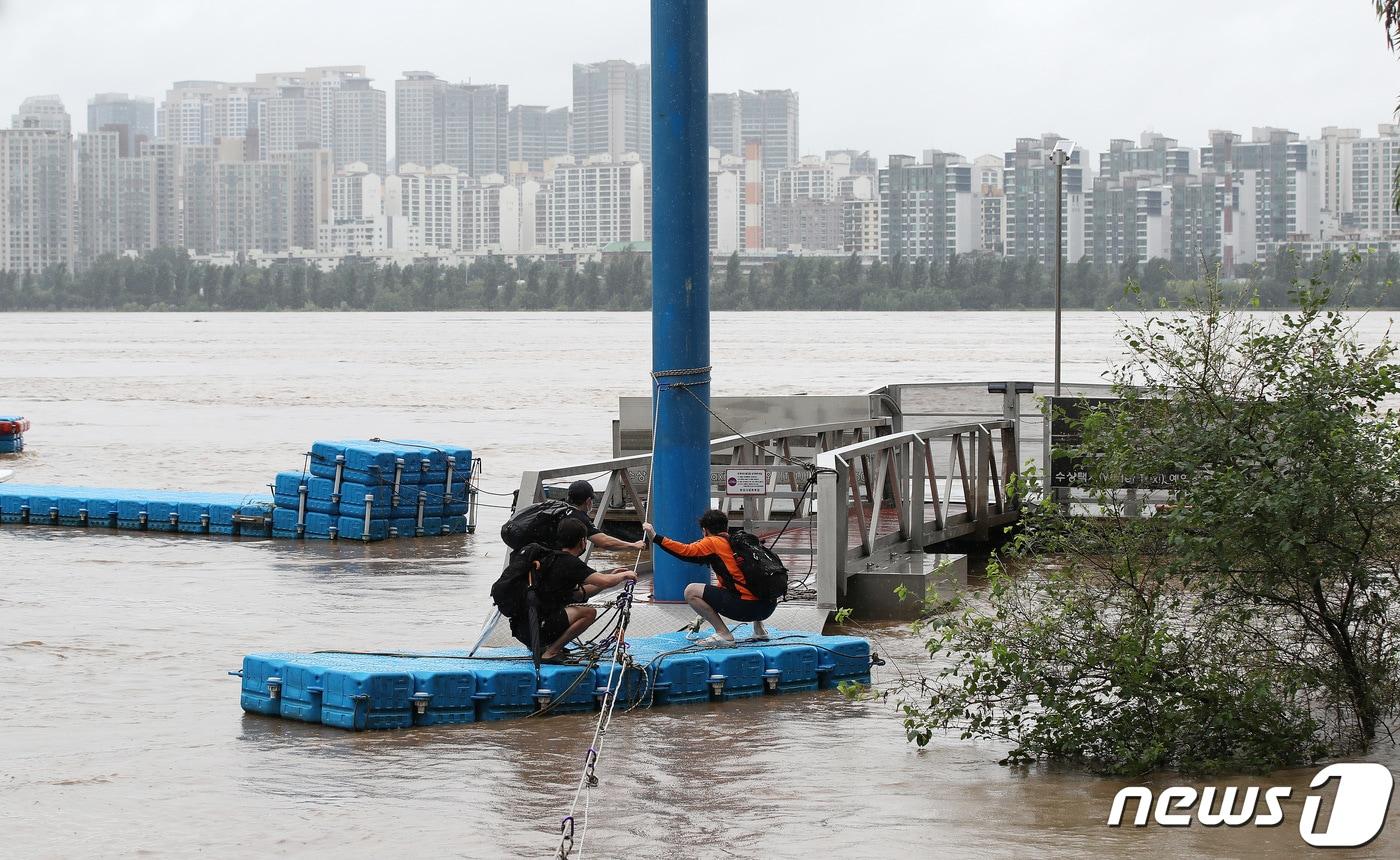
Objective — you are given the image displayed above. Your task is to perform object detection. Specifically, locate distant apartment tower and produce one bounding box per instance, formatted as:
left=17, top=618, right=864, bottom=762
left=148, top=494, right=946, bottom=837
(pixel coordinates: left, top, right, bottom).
left=766, top=154, right=870, bottom=250
left=213, top=160, right=292, bottom=253
left=116, top=156, right=158, bottom=253
left=740, top=90, right=799, bottom=175
left=545, top=154, right=646, bottom=249
left=843, top=198, right=879, bottom=255
left=1349, top=123, right=1400, bottom=238
left=88, top=93, right=155, bottom=157
left=0, top=120, right=73, bottom=273
left=827, top=149, right=879, bottom=177
left=261, top=86, right=322, bottom=156
left=12, top=95, right=72, bottom=135
left=386, top=163, right=462, bottom=251
left=709, top=150, right=745, bottom=254
left=878, top=151, right=975, bottom=263
left=1201, top=127, right=1312, bottom=266
left=1003, top=134, right=1086, bottom=265
left=141, top=141, right=183, bottom=248
left=160, top=81, right=260, bottom=145
left=571, top=60, right=651, bottom=164
left=180, top=144, right=220, bottom=254
left=273, top=149, right=333, bottom=250
left=76, top=131, right=123, bottom=266
left=332, top=77, right=387, bottom=175
left=1099, top=133, right=1192, bottom=182
left=508, top=105, right=570, bottom=173
left=395, top=72, right=508, bottom=176
left=709, top=93, right=742, bottom=157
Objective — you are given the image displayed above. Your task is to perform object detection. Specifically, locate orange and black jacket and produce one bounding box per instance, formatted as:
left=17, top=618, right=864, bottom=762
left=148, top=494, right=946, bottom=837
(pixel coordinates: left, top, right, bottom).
left=652, top=532, right=757, bottom=600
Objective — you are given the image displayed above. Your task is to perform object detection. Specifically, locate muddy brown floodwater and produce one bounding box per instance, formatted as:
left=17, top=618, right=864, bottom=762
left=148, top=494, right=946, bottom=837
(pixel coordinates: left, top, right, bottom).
left=1, top=311, right=1397, bottom=858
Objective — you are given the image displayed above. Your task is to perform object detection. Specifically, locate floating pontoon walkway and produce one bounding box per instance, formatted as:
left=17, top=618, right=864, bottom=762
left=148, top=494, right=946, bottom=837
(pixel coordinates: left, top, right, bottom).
left=236, top=630, right=873, bottom=731
left=0, top=439, right=478, bottom=541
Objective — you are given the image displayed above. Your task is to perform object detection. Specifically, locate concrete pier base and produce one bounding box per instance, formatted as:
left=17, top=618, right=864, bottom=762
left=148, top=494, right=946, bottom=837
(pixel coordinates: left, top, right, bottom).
left=842, top=552, right=968, bottom=621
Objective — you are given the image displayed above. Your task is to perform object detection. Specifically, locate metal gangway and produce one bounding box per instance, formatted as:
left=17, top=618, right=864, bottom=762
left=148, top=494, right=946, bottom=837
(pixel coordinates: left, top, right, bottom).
left=508, top=381, right=1119, bottom=619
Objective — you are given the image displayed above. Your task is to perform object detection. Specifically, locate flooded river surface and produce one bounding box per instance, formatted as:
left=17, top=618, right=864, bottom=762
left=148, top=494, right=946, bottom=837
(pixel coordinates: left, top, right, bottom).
left=2, top=311, right=1398, bottom=858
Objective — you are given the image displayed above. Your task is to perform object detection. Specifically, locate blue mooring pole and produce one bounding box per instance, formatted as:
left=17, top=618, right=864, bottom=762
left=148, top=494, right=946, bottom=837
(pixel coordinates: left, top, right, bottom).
left=650, top=0, right=710, bottom=603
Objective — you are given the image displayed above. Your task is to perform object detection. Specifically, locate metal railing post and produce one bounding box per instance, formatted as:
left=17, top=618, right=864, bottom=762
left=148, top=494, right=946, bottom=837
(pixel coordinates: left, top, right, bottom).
left=816, top=458, right=841, bottom=611
left=975, top=429, right=991, bottom=542
left=909, top=436, right=926, bottom=550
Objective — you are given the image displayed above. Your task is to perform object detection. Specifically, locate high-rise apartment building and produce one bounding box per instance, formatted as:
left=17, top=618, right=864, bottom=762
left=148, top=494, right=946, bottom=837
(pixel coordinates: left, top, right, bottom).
left=1201, top=127, right=1312, bottom=266
left=1099, top=133, right=1192, bottom=182
left=273, top=149, right=333, bottom=250
left=386, top=163, right=462, bottom=251
left=1003, top=134, right=1086, bottom=265
left=508, top=105, right=570, bottom=174
left=180, top=144, right=220, bottom=254
left=395, top=72, right=507, bottom=176
left=116, top=156, right=158, bottom=254
left=261, top=86, right=322, bottom=157
left=332, top=78, right=387, bottom=175
left=544, top=154, right=646, bottom=249
left=88, top=93, right=156, bottom=157
left=12, top=95, right=72, bottom=135
left=213, top=160, right=291, bottom=254
left=571, top=60, right=651, bottom=164
left=740, top=90, right=799, bottom=175
left=1349, top=123, right=1400, bottom=238
left=878, top=151, right=976, bottom=263
left=0, top=122, right=73, bottom=273
left=766, top=154, right=869, bottom=250
left=76, top=131, right=123, bottom=266
left=141, top=141, right=183, bottom=249
left=709, top=93, right=742, bottom=158
left=709, top=151, right=745, bottom=254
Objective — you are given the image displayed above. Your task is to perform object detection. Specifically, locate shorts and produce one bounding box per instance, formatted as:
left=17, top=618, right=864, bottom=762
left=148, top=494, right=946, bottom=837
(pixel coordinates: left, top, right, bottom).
left=701, top=584, right=777, bottom=623
left=509, top=606, right=572, bottom=649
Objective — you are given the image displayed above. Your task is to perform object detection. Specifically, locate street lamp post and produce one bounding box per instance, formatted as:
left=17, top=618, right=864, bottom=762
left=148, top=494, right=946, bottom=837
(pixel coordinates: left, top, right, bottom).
left=1049, top=143, right=1071, bottom=399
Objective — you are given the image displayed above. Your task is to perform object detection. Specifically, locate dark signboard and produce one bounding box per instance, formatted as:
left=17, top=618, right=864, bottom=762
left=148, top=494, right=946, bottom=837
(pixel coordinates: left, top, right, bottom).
left=1048, top=396, right=1188, bottom=490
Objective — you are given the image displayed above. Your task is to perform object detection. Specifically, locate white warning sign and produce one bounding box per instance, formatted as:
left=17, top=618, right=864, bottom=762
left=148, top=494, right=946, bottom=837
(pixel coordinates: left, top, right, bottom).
left=724, top=468, right=767, bottom=496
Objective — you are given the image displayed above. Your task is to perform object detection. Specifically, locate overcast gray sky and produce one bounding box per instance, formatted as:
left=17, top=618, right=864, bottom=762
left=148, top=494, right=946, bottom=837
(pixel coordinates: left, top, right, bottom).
left=1, top=0, right=1397, bottom=162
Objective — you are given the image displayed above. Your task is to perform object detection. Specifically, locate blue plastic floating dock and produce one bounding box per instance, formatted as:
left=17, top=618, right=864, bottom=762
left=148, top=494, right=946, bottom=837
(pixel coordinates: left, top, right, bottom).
left=236, top=631, right=873, bottom=730
left=0, top=438, right=476, bottom=542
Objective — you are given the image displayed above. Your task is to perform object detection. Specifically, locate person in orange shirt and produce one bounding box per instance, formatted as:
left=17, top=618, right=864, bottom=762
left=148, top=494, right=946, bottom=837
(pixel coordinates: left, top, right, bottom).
left=643, top=509, right=776, bottom=644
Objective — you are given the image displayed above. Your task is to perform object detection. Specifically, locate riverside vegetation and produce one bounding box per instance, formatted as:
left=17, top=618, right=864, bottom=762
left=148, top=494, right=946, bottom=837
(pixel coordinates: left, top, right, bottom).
left=896, top=275, right=1400, bottom=775
left=0, top=248, right=1396, bottom=312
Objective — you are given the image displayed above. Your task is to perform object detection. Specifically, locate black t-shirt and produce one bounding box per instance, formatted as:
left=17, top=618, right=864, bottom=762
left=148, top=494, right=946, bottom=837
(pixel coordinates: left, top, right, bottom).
left=564, top=507, right=601, bottom=537
left=537, top=550, right=594, bottom=609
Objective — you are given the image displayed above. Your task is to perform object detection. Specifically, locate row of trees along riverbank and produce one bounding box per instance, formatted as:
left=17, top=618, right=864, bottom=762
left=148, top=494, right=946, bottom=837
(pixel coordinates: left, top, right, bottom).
left=0, top=248, right=1396, bottom=311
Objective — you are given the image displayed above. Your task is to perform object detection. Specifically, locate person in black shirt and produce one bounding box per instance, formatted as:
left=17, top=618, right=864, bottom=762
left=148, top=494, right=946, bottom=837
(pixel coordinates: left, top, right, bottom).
left=508, top=517, right=637, bottom=661
left=564, top=479, right=647, bottom=554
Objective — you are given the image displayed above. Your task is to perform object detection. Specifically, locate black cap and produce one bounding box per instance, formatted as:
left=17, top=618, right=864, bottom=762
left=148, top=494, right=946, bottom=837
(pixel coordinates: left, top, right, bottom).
left=567, top=480, right=595, bottom=503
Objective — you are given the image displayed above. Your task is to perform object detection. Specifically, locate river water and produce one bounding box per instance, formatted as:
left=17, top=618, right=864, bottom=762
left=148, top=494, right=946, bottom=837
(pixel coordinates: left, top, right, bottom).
left=1, top=310, right=1397, bottom=859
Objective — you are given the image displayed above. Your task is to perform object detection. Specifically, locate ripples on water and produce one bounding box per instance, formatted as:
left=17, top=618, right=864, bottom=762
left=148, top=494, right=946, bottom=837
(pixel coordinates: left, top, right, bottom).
left=1, top=312, right=1396, bottom=858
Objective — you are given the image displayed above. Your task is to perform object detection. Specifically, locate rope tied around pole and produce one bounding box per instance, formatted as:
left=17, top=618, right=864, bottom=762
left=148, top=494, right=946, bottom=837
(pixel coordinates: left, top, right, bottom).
left=649, top=365, right=712, bottom=379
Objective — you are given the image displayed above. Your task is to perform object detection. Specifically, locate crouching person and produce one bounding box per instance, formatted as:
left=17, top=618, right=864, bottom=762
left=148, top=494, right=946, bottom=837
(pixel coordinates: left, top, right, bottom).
left=643, top=510, right=778, bottom=645
left=492, top=517, right=637, bottom=661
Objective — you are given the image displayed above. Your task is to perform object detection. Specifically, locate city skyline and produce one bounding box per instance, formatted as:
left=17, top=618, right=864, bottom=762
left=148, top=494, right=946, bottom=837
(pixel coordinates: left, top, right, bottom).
left=1, top=0, right=1397, bottom=163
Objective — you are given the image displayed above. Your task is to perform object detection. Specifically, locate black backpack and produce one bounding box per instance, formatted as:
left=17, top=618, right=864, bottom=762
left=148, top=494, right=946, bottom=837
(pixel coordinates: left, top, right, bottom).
left=726, top=528, right=788, bottom=601
left=500, top=499, right=575, bottom=550
left=490, top=543, right=552, bottom=618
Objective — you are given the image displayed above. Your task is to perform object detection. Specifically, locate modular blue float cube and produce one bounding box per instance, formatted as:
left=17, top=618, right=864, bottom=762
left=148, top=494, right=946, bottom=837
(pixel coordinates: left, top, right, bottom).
left=237, top=630, right=874, bottom=732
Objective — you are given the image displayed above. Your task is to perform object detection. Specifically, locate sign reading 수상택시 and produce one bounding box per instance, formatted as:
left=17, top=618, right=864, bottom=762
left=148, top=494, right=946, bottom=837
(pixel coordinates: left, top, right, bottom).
left=724, top=468, right=767, bottom=496
left=1049, top=396, right=1188, bottom=490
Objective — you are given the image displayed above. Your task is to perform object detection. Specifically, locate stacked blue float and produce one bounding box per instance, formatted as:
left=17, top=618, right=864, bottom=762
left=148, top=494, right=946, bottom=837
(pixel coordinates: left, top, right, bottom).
left=0, top=416, right=28, bottom=454
left=270, top=439, right=473, bottom=541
